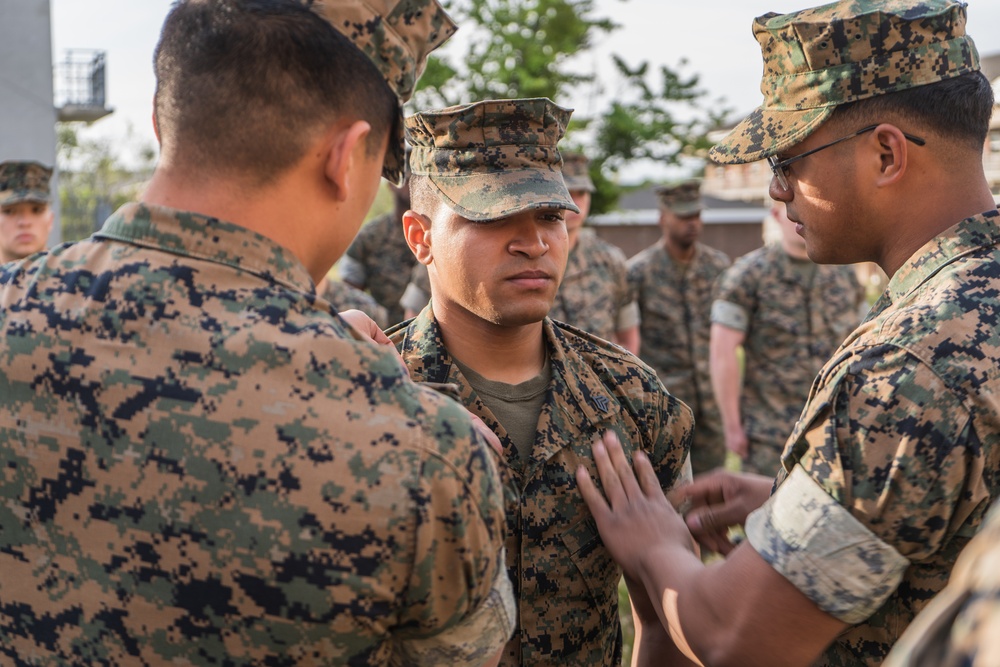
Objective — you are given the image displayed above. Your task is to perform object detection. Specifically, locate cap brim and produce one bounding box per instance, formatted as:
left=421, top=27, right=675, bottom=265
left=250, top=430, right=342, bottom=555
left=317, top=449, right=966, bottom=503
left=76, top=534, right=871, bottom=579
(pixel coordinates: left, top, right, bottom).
left=667, top=203, right=702, bottom=217
left=1, top=192, right=49, bottom=207
left=429, top=169, right=579, bottom=222
left=382, top=107, right=405, bottom=185
left=708, top=104, right=832, bottom=165
left=563, top=174, right=595, bottom=193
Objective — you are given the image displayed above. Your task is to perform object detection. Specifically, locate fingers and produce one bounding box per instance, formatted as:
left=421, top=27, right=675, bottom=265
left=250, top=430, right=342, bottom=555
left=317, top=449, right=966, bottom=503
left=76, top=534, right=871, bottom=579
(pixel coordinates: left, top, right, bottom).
left=633, top=450, right=663, bottom=500
left=602, top=431, right=643, bottom=502
left=576, top=465, right=610, bottom=520
left=591, top=435, right=627, bottom=508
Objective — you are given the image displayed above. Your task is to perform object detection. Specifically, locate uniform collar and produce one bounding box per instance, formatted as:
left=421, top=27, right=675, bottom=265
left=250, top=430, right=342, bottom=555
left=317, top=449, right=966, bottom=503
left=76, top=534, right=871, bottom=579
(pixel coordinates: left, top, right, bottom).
left=395, top=308, right=617, bottom=476
left=876, top=209, right=1000, bottom=311
left=95, top=203, right=315, bottom=294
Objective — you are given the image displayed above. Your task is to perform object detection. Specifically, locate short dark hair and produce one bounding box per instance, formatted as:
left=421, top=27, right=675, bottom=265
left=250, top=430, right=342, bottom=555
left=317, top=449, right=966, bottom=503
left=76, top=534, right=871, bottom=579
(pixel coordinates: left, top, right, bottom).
left=831, top=71, right=994, bottom=152
left=153, top=0, right=397, bottom=184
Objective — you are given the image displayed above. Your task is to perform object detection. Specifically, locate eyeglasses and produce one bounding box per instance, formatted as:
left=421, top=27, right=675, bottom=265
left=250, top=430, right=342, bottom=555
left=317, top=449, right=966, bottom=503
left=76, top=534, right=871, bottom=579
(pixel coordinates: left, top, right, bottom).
left=767, top=124, right=926, bottom=192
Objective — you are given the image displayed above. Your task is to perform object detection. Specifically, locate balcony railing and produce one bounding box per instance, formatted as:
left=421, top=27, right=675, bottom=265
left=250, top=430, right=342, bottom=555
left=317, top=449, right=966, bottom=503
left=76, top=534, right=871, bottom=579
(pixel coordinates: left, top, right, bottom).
left=56, top=49, right=113, bottom=123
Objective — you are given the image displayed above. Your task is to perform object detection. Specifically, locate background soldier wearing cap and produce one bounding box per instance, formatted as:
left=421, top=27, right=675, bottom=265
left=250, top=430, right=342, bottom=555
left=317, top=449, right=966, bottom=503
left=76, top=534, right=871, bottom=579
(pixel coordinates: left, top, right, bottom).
left=339, top=157, right=414, bottom=326
left=0, top=1, right=515, bottom=665
left=628, top=179, right=731, bottom=473
left=387, top=97, right=694, bottom=667
left=710, top=200, right=864, bottom=475
left=400, top=153, right=642, bottom=356
left=548, top=152, right=641, bottom=354
left=0, top=160, right=54, bottom=263
left=577, top=1, right=1000, bottom=665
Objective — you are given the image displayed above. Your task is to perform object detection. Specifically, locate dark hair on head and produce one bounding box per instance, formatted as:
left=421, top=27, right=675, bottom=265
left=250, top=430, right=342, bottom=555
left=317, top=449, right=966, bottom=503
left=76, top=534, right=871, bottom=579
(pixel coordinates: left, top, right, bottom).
left=153, top=0, right=398, bottom=184
left=830, top=71, right=994, bottom=153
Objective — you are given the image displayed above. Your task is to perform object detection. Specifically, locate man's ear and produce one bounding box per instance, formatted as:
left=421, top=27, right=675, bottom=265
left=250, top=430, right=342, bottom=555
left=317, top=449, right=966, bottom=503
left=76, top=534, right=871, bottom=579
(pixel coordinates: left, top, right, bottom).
left=323, top=120, right=373, bottom=202
left=402, top=209, right=433, bottom=265
left=872, top=123, right=910, bottom=187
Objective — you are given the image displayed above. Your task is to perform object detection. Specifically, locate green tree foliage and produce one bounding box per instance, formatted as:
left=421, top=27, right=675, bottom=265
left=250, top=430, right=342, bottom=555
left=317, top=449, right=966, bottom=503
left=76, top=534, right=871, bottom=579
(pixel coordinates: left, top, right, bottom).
left=57, top=124, right=155, bottom=242
left=413, top=0, right=616, bottom=108
left=414, top=0, right=732, bottom=214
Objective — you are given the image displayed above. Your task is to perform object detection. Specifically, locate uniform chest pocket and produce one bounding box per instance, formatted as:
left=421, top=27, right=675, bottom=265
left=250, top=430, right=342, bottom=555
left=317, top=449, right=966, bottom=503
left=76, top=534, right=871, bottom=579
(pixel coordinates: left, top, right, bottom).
left=560, top=513, right=620, bottom=614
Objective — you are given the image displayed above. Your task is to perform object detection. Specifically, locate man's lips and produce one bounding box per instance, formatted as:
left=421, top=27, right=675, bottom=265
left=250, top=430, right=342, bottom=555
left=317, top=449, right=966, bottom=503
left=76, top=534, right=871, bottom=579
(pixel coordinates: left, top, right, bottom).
left=506, top=270, right=554, bottom=288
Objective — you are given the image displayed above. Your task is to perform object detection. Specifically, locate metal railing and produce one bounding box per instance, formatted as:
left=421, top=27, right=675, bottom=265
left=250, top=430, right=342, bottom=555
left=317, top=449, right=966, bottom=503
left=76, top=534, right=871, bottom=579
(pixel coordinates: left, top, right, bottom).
left=55, top=49, right=107, bottom=108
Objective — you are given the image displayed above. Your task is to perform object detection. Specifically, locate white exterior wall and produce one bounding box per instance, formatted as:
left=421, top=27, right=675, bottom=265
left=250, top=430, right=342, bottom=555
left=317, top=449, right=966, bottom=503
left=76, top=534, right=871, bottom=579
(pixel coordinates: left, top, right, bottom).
left=0, top=0, right=61, bottom=245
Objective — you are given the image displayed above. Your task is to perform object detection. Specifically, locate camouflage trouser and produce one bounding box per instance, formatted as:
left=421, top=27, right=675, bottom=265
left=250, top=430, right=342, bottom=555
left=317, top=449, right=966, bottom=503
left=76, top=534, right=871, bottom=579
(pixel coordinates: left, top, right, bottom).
left=742, top=437, right=783, bottom=476
left=689, top=415, right=726, bottom=475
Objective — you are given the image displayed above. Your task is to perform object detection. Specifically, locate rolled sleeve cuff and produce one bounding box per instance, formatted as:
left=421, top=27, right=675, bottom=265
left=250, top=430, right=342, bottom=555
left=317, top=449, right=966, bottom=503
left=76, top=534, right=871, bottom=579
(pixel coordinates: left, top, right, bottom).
left=394, top=559, right=516, bottom=666
left=338, top=255, right=367, bottom=286
left=616, top=301, right=641, bottom=331
left=710, top=299, right=748, bottom=332
left=745, top=465, right=910, bottom=624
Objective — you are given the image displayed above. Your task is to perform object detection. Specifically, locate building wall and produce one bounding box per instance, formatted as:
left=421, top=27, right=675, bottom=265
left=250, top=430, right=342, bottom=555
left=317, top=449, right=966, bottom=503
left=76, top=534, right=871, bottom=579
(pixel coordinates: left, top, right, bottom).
left=0, top=0, right=60, bottom=245
left=594, top=222, right=763, bottom=261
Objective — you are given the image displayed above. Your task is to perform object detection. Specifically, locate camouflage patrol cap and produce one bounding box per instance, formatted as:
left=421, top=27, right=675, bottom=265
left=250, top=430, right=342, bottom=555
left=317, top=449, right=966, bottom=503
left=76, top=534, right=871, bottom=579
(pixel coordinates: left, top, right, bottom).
left=310, top=0, right=457, bottom=184
left=562, top=152, right=596, bottom=193
left=406, top=98, right=580, bottom=222
left=710, top=0, right=981, bottom=165
left=0, top=161, right=53, bottom=207
left=656, top=179, right=702, bottom=218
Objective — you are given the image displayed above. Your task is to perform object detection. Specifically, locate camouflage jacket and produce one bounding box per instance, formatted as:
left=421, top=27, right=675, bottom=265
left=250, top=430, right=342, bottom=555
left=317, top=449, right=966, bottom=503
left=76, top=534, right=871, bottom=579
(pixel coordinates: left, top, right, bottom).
left=387, top=309, right=693, bottom=667
left=745, top=210, right=1000, bottom=666
left=0, top=203, right=514, bottom=666
left=319, top=278, right=389, bottom=328
left=883, top=498, right=1000, bottom=667
left=627, top=240, right=730, bottom=412
left=712, top=244, right=863, bottom=445
left=339, top=211, right=414, bottom=325
left=549, top=230, right=639, bottom=341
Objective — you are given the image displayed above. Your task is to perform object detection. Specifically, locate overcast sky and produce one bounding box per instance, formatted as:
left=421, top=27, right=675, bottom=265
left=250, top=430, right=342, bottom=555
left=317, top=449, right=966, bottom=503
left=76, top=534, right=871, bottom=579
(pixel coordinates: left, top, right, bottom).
left=51, top=0, right=1000, bottom=175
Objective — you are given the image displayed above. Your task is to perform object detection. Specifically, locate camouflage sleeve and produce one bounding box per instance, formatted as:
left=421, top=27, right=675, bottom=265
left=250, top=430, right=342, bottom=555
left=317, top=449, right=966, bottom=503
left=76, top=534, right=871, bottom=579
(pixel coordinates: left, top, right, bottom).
left=883, top=501, right=1000, bottom=667
left=797, top=346, right=976, bottom=562
left=625, top=255, right=644, bottom=306
left=394, top=411, right=514, bottom=663
left=750, top=345, right=980, bottom=623
left=745, top=465, right=910, bottom=623
left=711, top=258, right=759, bottom=332
left=646, top=376, right=695, bottom=492
left=616, top=301, right=641, bottom=331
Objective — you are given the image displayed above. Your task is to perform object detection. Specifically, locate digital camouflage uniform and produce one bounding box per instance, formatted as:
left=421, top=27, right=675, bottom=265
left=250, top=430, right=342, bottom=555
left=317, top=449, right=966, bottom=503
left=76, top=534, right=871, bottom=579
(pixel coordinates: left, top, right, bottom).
left=746, top=211, right=1000, bottom=666
left=0, top=203, right=513, bottom=666
left=707, top=3, right=994, bottom=663
left=397, top=98, right=693, bottom=666
left=0, top=2, right=518, bottom=665
left=339, top=211, right=414, bottom=326
left=549, top=229, right=638, bottom=342
left=883, top=498, right=1000, bottom=667
left=319, top=276, right=390, bottom=328
left=712, top=244, right=863, bottom=474
left=388, top=311, right=692, bottom=667
left=628, top=239, right=730, bottom=473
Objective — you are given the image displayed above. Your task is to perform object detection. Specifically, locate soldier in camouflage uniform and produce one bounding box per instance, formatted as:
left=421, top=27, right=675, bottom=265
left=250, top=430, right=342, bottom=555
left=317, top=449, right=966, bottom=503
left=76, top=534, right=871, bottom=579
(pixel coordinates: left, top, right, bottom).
left=401, top=154, right=642, bottom=353
left=339, top=156, right=413, bottom=326
left=578, top=2, right=1000, bottom=665
left=387, top=98, right=694, bottom=666
left=628, top=179, right=731, bottom=473
left=549, top=152, right=640, bottom=353
left=710, top=200, right=864, bottom=475
left=318, top=275, right=390, bottom=328
left=0, top=160, right=54, bottom=263
left=884, top=498, right=1000, bottom=667
left=0, top=2, right=515, bottom=665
